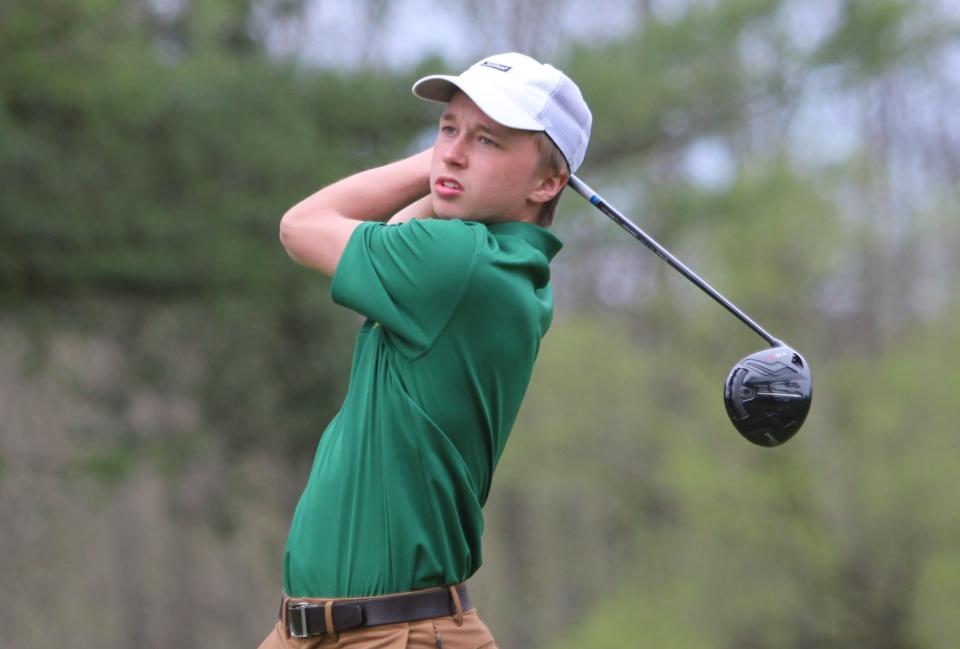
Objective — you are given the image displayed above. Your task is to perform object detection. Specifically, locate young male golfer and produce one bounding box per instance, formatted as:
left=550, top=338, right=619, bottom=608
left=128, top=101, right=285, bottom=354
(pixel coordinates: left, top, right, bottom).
left=262, top=52, right=591, bottom=648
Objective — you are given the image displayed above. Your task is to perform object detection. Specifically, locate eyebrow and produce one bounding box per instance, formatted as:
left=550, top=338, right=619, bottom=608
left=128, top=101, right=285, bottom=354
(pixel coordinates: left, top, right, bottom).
left=440, top=110, right=506, bottom=136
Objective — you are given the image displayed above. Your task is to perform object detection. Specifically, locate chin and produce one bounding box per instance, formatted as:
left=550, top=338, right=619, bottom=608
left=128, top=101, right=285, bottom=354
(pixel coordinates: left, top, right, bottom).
left=430, top=197, right=461, bottom=220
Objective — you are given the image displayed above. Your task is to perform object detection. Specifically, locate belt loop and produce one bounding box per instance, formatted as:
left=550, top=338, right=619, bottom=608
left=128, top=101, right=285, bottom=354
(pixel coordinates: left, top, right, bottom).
left=324, top=600, right=338, bottom=642
left=448, top=585, right=463, bottom=627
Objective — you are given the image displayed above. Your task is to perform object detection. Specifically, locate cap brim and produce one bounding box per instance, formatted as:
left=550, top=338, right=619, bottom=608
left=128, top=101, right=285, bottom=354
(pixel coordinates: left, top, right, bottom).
left=412, top=75, right=460, bottom=103
left=412, top=75, right=543, bottom=132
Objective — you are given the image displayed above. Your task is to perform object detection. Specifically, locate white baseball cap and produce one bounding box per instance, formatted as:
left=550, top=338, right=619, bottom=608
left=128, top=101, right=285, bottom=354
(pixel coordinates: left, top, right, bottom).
left=412, top=52, right=592, bottom=172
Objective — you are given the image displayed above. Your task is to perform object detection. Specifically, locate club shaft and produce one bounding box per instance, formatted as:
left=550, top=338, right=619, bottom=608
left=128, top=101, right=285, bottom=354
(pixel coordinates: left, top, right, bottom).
left=569, top=175, right=782, bottom=348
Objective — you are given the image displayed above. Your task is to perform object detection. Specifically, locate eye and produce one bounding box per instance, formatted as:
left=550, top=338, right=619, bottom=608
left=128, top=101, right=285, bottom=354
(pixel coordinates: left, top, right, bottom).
left=440, top=125, right=456, bottom=136
left=478, top=135, right=496, bottom=146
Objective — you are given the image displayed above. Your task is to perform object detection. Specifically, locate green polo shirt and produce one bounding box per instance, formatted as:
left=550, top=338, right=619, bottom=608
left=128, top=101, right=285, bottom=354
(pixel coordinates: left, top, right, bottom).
left=283, top=217, right=562, bottom=598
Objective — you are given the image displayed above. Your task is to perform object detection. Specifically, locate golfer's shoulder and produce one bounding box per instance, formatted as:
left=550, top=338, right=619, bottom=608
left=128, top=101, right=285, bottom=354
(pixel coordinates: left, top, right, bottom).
left=359, top=219, right=481, bottom=284
left=355, top=218, right=475, bottom=256
left=374, top=218, right=478, bottom=248
left=411, top=217, right=480, bottom=241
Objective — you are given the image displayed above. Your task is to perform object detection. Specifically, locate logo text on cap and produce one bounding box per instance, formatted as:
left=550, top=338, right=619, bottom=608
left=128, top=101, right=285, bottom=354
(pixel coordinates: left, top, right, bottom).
left=480, top=61, right=512, bottom=72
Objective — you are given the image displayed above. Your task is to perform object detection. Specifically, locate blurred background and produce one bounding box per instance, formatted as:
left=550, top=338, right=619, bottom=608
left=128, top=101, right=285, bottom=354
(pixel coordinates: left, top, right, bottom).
left=2, top=0, right=959, bottom=647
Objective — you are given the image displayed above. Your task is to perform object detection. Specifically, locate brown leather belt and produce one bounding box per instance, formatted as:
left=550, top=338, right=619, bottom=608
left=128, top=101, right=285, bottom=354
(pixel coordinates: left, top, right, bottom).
left=283, top=585, right=470, bottom=638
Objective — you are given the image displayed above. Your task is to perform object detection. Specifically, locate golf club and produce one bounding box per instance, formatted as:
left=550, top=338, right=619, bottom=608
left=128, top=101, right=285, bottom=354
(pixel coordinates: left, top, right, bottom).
left=568, top=175, right=812, bottom=447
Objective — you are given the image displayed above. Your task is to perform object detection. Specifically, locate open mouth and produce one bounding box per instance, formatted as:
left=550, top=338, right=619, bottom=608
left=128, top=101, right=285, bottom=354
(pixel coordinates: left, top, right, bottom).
left=435, top=176, right=463, bottom=197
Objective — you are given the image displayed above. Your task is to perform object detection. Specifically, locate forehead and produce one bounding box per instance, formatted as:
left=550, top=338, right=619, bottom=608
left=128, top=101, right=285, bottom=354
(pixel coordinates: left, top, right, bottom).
left=441, top=92, right=510, bottom=134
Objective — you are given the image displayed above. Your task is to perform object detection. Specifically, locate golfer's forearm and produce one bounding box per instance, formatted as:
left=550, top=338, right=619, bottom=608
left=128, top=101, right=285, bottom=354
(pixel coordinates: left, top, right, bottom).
left=284, top=149, right=432, bottom=224
left=279, top=149, right=432, bottom=276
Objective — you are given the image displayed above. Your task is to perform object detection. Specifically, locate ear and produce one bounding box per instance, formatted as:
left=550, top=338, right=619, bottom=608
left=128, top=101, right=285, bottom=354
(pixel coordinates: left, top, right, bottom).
left=527, top=170, right=569, bottom=205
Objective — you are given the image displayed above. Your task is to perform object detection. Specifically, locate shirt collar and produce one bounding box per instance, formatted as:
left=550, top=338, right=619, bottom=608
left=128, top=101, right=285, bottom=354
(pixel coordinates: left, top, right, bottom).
left=486, top=221, right=563, bottom=261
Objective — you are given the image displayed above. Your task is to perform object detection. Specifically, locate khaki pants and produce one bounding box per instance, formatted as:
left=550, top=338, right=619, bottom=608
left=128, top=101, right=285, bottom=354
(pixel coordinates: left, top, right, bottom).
left=258, top=590, right=498, bottom=649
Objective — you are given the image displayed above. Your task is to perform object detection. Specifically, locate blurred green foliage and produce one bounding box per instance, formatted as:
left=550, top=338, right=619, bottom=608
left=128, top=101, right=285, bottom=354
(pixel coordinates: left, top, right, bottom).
left=0, top=1, right=426, bottom=300
left=521, top=305, right=960, bottom=649
left=0, top=0, right=432, bottom=475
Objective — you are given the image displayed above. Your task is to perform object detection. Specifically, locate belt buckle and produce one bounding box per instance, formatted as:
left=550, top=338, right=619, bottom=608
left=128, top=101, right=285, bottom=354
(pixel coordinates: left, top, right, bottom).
left=288, top=601, right=316, bottom=639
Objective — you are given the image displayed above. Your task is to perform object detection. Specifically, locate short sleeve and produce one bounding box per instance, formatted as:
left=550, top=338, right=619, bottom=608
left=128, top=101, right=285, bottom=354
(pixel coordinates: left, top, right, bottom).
left=331, top=219, right=480, bottom=355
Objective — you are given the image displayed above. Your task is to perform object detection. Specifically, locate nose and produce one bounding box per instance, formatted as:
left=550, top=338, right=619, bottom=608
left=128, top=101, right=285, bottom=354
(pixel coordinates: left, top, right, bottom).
left=441, top=135, right=468, bottom=168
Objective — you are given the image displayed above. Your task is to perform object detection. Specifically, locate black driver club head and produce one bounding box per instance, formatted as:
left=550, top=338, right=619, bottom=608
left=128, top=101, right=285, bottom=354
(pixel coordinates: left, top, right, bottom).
left=567, top=176, right=813, bottom=448
left=723, top=346, right=812, bottom=447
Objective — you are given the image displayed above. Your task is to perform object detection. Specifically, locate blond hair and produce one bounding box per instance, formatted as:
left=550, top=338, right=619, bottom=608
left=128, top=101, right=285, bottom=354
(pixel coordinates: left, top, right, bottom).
left=533, top=132, right=569, bottom=227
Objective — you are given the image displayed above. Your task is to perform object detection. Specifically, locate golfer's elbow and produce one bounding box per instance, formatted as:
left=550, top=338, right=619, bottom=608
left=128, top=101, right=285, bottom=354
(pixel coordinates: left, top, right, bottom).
left=278, top=207, right=358, bottom=277
left=279, top=207, right=305, bottom=263
left=279, top=206, right=325, bottom=266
